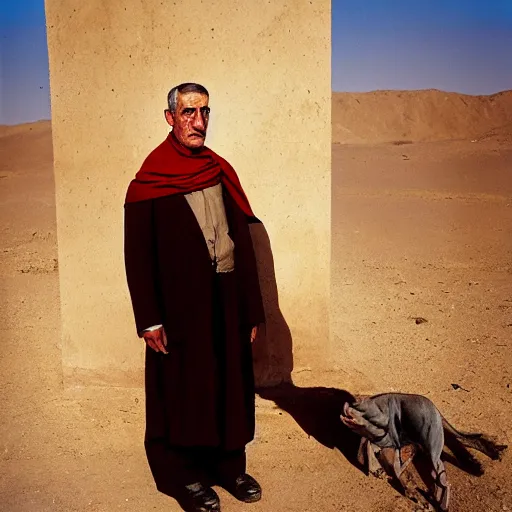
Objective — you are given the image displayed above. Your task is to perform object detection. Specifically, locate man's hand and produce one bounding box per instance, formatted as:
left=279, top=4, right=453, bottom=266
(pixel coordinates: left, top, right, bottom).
left=250, top=325, right=258, bottom=343
left=143, top=326, right=168, bottom=354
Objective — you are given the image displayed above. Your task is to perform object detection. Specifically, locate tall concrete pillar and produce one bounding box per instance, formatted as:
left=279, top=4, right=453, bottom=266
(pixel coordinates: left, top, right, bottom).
left=45, top=1, right=331, bottom=386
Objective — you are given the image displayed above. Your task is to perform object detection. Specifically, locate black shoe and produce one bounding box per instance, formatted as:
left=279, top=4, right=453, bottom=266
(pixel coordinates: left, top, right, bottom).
left=183, top=482, right=221, bottom=512
left=228, top=473, right=262, bottom=503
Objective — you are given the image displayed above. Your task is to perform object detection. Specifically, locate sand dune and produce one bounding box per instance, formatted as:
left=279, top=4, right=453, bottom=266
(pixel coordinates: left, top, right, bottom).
left=0, top=120, right=50, bottom=139
left=333, top=89, right=512, bottom=144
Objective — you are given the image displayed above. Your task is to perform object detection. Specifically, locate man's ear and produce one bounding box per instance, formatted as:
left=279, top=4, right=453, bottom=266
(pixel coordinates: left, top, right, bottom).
left=164, top=109, right=174, bottom=127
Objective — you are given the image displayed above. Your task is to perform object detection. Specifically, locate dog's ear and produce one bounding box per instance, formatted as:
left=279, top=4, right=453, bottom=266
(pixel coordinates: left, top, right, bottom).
left=366, top=409, right=388, bottom=429
left=355, top=401, right=388, bottom=430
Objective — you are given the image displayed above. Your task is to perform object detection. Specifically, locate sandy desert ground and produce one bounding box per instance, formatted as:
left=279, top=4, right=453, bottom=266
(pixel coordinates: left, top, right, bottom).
left=1, top=90, right=511, bottom=511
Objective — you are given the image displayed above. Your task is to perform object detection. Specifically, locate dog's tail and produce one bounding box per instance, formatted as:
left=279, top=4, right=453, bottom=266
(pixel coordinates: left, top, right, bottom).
left=442, top=417, right=507, bottom=461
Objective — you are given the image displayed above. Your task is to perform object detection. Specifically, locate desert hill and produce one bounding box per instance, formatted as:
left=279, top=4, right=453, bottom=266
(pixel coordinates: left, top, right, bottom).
left=3, top=89, right=512, bottom=148
left=0, top=120, right=52, bottom=174
left=332, top=89, right=512, bottom=144
left=0, top=119, right=50, bottom=138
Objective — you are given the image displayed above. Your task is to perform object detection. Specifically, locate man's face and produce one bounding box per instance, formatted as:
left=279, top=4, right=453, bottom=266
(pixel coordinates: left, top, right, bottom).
left=165, top=92, right=210, bottom=149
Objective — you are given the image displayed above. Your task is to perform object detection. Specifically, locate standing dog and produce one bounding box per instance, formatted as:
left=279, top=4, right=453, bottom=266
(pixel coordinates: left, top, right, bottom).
left=341, top=393, right=507, bottom=511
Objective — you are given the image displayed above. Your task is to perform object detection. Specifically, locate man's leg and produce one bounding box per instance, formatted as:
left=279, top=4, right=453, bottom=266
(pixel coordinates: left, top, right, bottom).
left=209, top=447, right=262, bottom=503
left=145, top=441, right=221, bottom=511
left=211, top=447, right=246, bottom=482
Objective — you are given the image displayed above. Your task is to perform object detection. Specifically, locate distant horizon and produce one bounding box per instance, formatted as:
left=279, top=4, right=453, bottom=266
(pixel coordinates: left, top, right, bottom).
left=3, top=87, right=512, bottom=127
left=332, top=87, right=512, bottom=95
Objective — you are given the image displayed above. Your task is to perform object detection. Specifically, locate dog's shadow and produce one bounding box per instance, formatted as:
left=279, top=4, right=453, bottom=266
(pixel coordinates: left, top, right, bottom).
left=256, top=383, right=363, bottom=468
left=442, top=432, right=486, bottom=476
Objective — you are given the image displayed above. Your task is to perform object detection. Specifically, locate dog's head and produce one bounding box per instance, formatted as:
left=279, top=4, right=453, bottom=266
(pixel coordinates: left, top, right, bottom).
left=340, top=399, right=388, bottom=441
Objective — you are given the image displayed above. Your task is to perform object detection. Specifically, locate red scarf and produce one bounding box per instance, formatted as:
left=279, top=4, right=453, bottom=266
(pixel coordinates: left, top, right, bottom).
left=125, top=131, right=255, bottom=218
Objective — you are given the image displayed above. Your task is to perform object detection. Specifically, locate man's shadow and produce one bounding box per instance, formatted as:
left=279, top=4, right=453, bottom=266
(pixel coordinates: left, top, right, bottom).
left=249, top=222, right=293, bottom=388
left=249, top=222, right=362, bottom=468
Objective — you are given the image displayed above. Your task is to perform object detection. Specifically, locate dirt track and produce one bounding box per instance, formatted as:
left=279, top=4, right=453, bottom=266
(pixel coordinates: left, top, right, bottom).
left=0, top=120, right=511, bottom=511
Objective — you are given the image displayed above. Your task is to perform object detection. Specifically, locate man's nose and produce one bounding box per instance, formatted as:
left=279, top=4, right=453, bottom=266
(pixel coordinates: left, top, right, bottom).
left=192, top=110, right=206, bottom=130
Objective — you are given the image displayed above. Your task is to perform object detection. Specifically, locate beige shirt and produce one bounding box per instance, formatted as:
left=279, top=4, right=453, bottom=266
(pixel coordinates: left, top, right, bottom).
left=185, top=183, right=235, bottom=274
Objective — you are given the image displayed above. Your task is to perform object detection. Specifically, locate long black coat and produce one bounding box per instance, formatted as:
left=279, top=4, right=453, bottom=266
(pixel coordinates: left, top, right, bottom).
left=124, top=186, right=265, bottom=452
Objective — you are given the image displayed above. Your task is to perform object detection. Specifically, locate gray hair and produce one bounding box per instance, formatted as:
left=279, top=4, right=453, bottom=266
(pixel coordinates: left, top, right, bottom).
left=167, top=83, right=209, bottom=113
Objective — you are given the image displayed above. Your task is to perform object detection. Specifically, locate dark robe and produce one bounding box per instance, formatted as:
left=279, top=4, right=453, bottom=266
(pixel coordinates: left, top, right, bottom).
left=124, top=185, right=265, bottom=490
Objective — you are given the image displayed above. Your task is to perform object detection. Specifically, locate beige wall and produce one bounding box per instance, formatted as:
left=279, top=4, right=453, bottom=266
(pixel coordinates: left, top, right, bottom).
left=45, top=0, right=331, bottom=386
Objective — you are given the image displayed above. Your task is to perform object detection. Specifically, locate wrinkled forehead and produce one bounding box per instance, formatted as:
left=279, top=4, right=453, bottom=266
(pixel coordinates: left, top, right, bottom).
left=177, top=92, right=209, bottom=109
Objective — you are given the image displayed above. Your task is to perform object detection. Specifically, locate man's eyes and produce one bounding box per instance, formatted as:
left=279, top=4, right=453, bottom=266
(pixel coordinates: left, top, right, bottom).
left=182, top=108, right=210, bottom=115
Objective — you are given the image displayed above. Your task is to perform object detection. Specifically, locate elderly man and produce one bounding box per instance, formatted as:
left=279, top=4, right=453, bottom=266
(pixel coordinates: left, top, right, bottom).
left=124, top=83, right=265, bottom=512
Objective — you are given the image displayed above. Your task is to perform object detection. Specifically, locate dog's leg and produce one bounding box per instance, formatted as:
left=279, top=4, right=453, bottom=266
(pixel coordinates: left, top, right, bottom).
left=377, top=447, right=396, bottom=476
left=395, top=444, right=417, bottom=478
left=367, top=441, right=385, bottom=477
left=432, top=459, right=450, bottom=511
left=379, top=447, right=433, bottom=509
left=357, top=437, right=385, bottom=477
left=377, top=445, right=416, bottom=480
left=357, top=437, right=368, bottom=468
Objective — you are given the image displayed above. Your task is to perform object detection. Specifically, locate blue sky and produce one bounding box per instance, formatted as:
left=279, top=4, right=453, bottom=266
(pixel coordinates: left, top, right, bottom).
left=0, top=0, right=50, bottom=125
left=1, top=1, right=512, bottom=124
left=332, top=0, right=512, bottom=93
